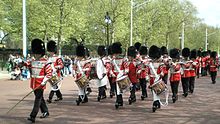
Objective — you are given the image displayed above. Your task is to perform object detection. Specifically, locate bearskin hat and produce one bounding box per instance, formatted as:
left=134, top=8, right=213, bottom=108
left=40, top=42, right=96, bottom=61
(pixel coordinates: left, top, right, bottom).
left=47, top=40, right=57, bottom=53
left=197, top=50, right=202, bottom=57
left=211, top=51, right=217, bottom=58
left=98, top=45, right=107, bottom=56
left=76, top=45, right=85, bottom=57
left=112, top=42, right=122, bottom=54
left=149, top=45, right=161, bottom=59
left=127, top=46, right=137, bottom=58
left=139, top=46, right=148, bottom=55
left=31, top=38, right=45, bottom=55
left=134, top=42, right=141, bottom=51
left=85, top=47, right=90, bottom=57
left=107, top=45, right=113, bottom=55
left=182, top=48, right=190, bottom=58
left=160, top=46, right=168, bottom=55
left=202, top=51, right=207, bottom=57
left=207, top=50, right=211, bottom=55
left=169, top=48, right=180, bottom=59
left=190, top=49, right=197, bottom=59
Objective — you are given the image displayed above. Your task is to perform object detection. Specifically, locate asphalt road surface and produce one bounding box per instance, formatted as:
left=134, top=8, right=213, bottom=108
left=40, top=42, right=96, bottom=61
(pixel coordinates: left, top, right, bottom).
left=0, top=73, right=220, bottom=124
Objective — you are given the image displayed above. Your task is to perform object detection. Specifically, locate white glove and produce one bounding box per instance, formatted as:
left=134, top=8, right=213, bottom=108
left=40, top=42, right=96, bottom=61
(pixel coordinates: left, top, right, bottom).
left=41, top=81, right=46, bottom=86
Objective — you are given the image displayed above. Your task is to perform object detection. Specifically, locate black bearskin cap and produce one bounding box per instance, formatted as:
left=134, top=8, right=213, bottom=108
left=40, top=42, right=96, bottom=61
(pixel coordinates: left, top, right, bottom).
left=31, top=38, right=45, bottom=55
left=85, top=47, right=90, bottom=57
left=211, top=51, right=217, bottom=58
left=139, top=46, right=148, bottom=55
left=76, top=45, right=85, bottom=57
left=160, top=46, right=168, bottom=55
left=169, top=48, right=180, bottom=59
left=98, top=45, right=107, bottom=56
left=197, top=50, right=202, bottom=57
left=47, top=40, right=57, bottom=53
left=182, top=48, right=190, bottom=58
left=112, top=42, right=122, bottom=54
left=207, top=50, right=211, bottom=55
left=190, top=49, right=197, bottom=59
left=149, top=45, right=161, bottom=59
left=107, top=45, right=113, bottom=55
left=134, top=42, right=141, bottom=51
left=127, top=46, right=137, bottom=58
left=202, top=51, right=207, bottom=57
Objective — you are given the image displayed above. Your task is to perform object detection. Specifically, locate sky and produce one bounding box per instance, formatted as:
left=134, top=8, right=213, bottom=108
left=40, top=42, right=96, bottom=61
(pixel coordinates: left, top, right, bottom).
left=189, top=0, right=220, bottom=27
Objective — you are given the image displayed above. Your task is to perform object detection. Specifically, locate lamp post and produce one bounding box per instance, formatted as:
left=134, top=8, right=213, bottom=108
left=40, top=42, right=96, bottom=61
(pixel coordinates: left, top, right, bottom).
left=105, top=12, right=111, bottom=47
left=22, top=0, right=27, bottom=59
left=179, top=33, right=182, bottom=52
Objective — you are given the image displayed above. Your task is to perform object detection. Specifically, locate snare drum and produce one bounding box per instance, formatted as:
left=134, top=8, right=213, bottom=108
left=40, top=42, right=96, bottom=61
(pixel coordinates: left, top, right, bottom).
left=48, top=75, right=61, bottom=86
left=75, top=75, right=89, bottom=89
left=116, top=75, right=130, bottom=91
left=151, top=79, right=166, bottom=95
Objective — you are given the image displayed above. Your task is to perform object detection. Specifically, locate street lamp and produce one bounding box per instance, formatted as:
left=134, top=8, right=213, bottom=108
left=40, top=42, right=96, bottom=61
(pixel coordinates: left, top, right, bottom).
left=105, top=12, right=111, bottom=47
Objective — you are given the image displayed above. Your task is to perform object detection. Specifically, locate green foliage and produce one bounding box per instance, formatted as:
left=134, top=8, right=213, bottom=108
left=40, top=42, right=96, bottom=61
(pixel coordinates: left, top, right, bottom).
left=0, top=0, right=220, bottom=53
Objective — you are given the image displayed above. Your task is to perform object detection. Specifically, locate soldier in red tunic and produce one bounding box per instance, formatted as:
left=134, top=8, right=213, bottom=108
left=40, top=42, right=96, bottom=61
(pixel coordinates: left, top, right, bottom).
left=125, top=46, right=138, bottom=105
left=189, top=49, right=198, bottom=94
left=181, top=48, right=191, bottom=97
left=27, top=39, right=52, bottom=123
left=111, top=42, right=125, bottom=109
left=134, top=42, right=142, bottom=90
left=209, top=51, right=218, bottom=84
left=46, top=40, right=64, bottom=103
left=157, top=46, right=170, bottom=84
left=169, top=48, right=181, bottom=103
left=137, top=46, right=150, bottom=100
left=201, top=51, right=208, bottom=76
left=196, top=50, right=202, bottom=78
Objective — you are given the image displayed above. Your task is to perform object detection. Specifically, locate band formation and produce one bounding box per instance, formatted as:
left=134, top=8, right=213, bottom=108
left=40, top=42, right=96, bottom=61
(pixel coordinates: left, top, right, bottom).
left=22, top=38, right=218, bottom=123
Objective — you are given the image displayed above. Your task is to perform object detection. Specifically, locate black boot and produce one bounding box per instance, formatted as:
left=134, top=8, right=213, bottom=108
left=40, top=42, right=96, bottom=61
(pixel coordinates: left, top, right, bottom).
left=76, top=95, right=82, bottom=105
left=27, top=116, right=35, bottom=123
left=172, top=96, right=176, bottom=103
left=47, top=99, right=52, bottom=104
left=40, top=112, right=49, bottom=118
left=82, top=95, right=88, bottom=103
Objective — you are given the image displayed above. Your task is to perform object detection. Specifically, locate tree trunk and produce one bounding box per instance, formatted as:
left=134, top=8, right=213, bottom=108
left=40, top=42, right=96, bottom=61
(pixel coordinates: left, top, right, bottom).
left=58, top=0, right=65, bottom=55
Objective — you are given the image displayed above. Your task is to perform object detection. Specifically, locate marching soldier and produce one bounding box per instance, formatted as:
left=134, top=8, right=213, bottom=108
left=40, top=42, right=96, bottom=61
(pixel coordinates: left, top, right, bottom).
left=189, top=49, right=198, bottom=94
left=181, top=48, right=191, bottom=97
left=46, top=40, right=64, bottom=103
left=123, top=46, right=138, bottom=105
left=84, top=48, right=92, bottom=95
left=27, top=38, right=52, bottom=123
left=96, top=45, right=109, bottom=101
left=169, top=48, right=181, bottom=103
left=196, top=50, right=202, bottom=78
left=209, top=51, right=218, bottom=84
left=137, top=46, right=150, bottom=100
left=157, top=46, right=170, bottom=84
left=73, top=44, right=89, bottom=105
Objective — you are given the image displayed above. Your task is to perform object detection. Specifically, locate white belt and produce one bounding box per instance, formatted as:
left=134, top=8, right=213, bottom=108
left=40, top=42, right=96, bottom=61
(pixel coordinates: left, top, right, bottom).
left=31, top=75, right=44, bottom=78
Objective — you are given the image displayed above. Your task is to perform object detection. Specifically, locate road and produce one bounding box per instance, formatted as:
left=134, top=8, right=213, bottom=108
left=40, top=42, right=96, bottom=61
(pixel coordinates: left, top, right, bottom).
left=0, top=73, right=220, bottom=124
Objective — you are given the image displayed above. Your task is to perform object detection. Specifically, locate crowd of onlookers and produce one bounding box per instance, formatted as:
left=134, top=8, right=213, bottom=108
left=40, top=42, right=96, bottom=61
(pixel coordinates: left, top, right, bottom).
left=6, top=54, right=74, bottom=80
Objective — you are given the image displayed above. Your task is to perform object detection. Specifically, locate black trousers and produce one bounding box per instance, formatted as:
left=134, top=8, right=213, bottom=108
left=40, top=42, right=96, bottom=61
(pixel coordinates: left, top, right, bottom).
left=189, top=77, right=195, bottom=93
left=30, top=89, right=48, bottom=118
left=170, top=81, right=179, bottom=98
left=98, top=85, right=106, bottom=97
left=48, top=90, right=62, bottom=100
left=201, top=67, right=207, bottom=76
left=109, top=77, right=116, bottom=95
left=139, top=78, right=147, bottom=97
left=210, top=71, right=217, bottom=83
left=197, top=67, right=200, bottom=78
left=129, top=84, right=136, bottom=100
left=162, top=74, right=168, bottom=84
left=181, top=77, right=189, bottom=95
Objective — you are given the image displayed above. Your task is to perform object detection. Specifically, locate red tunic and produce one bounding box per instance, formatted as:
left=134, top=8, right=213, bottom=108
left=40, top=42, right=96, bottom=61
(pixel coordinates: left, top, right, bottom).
left=137, top=58, right=149, bottom=79
left=181, top=62, right=191, bottom=78
left=30, top=58, right=52, bottom=89
left=127, top=60, right=138, bottom=84
left=189, top=60, right=198, bottom=77
left=170, top=63, right=181, bottom=82
left=111, top=56, right=125, bottom=83
left=201, top=57, right=207, bottom=68
left=157, top=63, right=169, bottom=76
left=83, top=60, right=92, bottom=79
left=50, top=55, right=64, bottom=77
left=209, top=58, right=218, bottom=72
